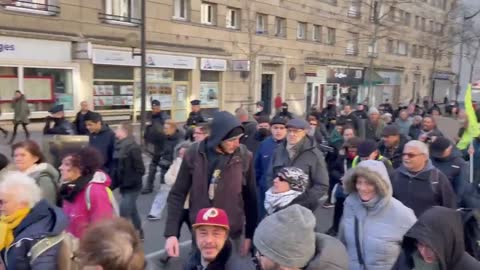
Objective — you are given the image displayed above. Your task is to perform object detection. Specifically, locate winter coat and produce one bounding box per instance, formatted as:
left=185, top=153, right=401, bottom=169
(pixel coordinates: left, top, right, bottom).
left=111, top=137, right=146, bottom=193
left=378, top=134, right=408, bottom=169
left=73, top=110, right=90, bottom=135
left=408, top=124, right=421, bottom=141
left=255, top=137, right=284, bottom=194
left=184, top=240, right=255, bottom=270
left=339, top=160, right=417, bottom=270
left=431, top=149, right=469, bottom=206
left=185, top=111, right=206, bottom=127
left=417, top=128, right=444, bottom=140
left=395, top=118, right=412, bottom=138
left=393, top=206, right=480, bottom=270
left=266, top=136, right=329, bottom=211
left=1, top=200, right=68, bottom=270
left=364, top=120, right=385, bottom=141
left=303, top=233, right=349, bottom=270
left=62, top=171, right=115, bottom=238
left=89, top=125, right=116, bottom=173
left=144, top=111, right=170, bottom=145
left=392, top=161, right=457, bottom=217
left=160, top=129, right=184, bottom=163
left=339, top=113, right=359, bottom=130
left=24, top=163, right=60, bottom=206
left=240, top=120, right=259, bottom=154
left=165, top=111, right=258, bottom=240
left=12, top=95, right=30, bottom=124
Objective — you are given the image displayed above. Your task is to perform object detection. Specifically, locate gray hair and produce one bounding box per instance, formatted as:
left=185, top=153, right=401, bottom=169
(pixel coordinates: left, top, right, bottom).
left=404, top=140, right=429, bottom=159
left=235, top=107, right=248, bottom=117
left=0, top=171, right=42, bottom=208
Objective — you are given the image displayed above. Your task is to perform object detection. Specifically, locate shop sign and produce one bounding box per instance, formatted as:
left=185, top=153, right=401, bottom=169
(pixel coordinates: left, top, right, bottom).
left=92, top=49, right=140, bottom=66
left=327, top=67, right=364, bottom=86
left=433, top=72, right=451, bottom=80
left=93, top=49, right=196, bottom=69
left=232, top=60, right=250, bottom=71
left=201, top=58, right=227, bottom=71
left=146, top=54, right=196, bottom=69
left=0, top=36, right=71, bottom=62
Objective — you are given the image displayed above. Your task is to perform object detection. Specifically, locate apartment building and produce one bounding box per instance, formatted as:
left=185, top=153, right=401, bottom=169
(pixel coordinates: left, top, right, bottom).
left=0, top=0, right=455, bottom=120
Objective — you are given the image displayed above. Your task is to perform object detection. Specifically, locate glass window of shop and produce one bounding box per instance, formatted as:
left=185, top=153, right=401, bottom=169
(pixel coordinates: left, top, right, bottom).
left=93, top=65, right=135, bottom=111
left=200, top=71, right=220, bottom=112
left=0, top=66, right=73, bottom=113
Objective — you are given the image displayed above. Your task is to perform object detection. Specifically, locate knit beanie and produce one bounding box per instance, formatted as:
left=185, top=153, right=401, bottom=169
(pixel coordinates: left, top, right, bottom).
left=253, top=205, right=316, bottom=268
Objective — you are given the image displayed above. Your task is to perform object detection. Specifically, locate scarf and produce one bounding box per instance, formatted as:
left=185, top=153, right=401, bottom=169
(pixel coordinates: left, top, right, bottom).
left=59, top=174, right=93, bottom=202
left=264, top=188, right=302, bottom=215
left=0, top=208, right=31, bottom=250
left=113, top=136, right=135, bottom=160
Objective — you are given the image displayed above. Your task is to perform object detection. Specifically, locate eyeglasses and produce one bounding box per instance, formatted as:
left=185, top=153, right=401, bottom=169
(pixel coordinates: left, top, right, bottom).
left=402, top=153, right=424, bottom=158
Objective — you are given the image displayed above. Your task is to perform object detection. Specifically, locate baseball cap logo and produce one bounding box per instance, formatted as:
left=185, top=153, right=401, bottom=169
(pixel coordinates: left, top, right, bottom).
left=202, top=208, right=219, bottom=221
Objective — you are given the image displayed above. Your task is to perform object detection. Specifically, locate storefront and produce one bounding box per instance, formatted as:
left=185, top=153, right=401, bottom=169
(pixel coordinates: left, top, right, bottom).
left=91, top=48, right=196, bottom=121
left=362, top=70, right=402, bottom=107
left=432, top=72, right=454, bottom=102
left=326, top=67, right=364, bottom=105
left=304, top=65, right=327, bottom=111
left=0, top=36, right=77, bottom=118
left=199, top=58, right=226, bottom=117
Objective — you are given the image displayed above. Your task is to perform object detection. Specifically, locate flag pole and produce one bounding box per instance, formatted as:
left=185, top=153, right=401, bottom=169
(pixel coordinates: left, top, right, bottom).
left=470, top=143, right=474, bottom=184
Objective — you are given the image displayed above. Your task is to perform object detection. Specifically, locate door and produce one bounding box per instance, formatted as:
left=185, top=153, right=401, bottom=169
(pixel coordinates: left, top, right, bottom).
left=306, top=82, right=321, bottom=113
left=261, top=74, right=273, bottom=115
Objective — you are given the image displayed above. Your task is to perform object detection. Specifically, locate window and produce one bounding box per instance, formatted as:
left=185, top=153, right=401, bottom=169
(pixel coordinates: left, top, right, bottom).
left=404, top=12, right=411, bottom=26
left=421, top=18, right=426, bottom=31
left=274, top=17, right=286, bottom=37
left=411, top=45, right=417, bottom=57
left=297, top=22, right=307, bottom=40
left=326, top=27, right=336, bottom=45
left=313, top=25, right=322, bottom=42
left=397, top=41, right=408, bottom=56
left=346, top=32, right=359, bottom=55
left=103, top=0, right=141, bottom=25
left=94, top=66, right=134, bottom=111
left=2, top=0, right=60, bottom=15
left=418, top=46, right=424, bottom=58
left=226, top=8, right=240, bottom=29
left=429, top=20, right=434, bottom=32
left=387, top=39, right=394, bottom=54
left=256, top=13, right=267, bottom=34
left=173, top=0, right=188, bottom=20
left=415, top=16, right=420, bottom=28
left=348, top=0, right=361, bottom=18
left=368, top=41, right=378, bottom=57
left=201, top=2, right=216, bottom=25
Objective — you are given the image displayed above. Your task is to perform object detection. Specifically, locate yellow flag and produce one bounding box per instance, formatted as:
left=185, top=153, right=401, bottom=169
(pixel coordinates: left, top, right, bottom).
left=457, top=84, right=480, bottom=150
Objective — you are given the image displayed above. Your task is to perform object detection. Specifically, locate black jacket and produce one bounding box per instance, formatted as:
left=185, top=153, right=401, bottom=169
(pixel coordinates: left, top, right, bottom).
left=1, top=200, right=68, bottom=270
left=339, top=113, right=359, bottom=130
left=165, top=111, right=258, bottom=239
left=240, top=120, right=259, bottom=154
left=392, top=161, right=457, bottom=217
left=160, top=129, right=184, bottom=162
left=184, top=240, right=255, bottom=270
left=393, top=206, right=480, bottom=270
left=408, top=124, right=421, bottom=141
left=111, top=137, right=146, bottom=192
left=73, top=110, right=90, bottom=135
left=378, top=134, right=408, bottom=169
left=186, top=111, right=206, bottom=127
left=89, top=125, right=116, bottom=173
left=431, top=149, right=469, bottom=206
left=43, top=117, right=74, bottom=135
left=267, top=136, right=329, bottom=211
left=353, top=110, right=368, bottom=120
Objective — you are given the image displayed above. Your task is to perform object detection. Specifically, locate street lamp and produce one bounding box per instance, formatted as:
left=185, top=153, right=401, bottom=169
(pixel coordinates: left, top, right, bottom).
left=125, top=0, right=147, bottom=145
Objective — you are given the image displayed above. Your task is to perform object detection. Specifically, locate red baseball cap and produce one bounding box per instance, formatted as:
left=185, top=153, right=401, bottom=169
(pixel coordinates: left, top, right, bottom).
left=193, top=208, right=230, bottom=230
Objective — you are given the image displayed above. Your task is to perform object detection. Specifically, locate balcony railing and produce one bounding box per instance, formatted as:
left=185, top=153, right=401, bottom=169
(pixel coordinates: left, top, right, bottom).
left=1, top=0, right=60, bottom=16
left=99, top=12, right=142, bottom=27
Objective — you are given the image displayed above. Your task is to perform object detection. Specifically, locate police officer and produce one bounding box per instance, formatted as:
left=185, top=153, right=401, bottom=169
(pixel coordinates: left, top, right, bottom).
left=184, top=99, right=206, bottom=140
left=43, top=104, right=75, bottom=135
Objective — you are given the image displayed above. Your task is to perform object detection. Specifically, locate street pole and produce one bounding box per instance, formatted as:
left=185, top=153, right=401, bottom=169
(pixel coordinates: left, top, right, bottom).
left=140, top=0, right=147, bottom=145
left=456, top=17, right=465, bottom=101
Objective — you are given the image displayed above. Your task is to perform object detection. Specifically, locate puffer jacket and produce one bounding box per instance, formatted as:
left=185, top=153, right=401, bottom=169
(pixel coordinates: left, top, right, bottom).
left=393, top=206, right=480, bottom=270
left=62, top=171, right=115, bottom=238
left=1, top=200, right=68, bottom=270
left=24, top=163, right=60, bottom=206
left=305, top=233, right=349, bottom=270
left=339, top=160, right=417, bottom=270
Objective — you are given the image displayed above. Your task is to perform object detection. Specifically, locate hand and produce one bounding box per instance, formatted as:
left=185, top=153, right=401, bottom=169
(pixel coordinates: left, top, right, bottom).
left=419, top=134, right=428, bottom=142
left=165, top=236, right=180, bottom=257
left=240, top=238, right=252, bottom=257
left=468, top=144, right=475, bottom=156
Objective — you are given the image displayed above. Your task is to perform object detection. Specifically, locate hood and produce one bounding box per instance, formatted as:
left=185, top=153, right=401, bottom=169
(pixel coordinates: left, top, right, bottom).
left=431, top=147, right=463, bottom=163
left=305, top=233, right=349, bottom=270
left=343, top=160, right=392, bottom=199
left=90, top=170, right=112, bottom=187
left=173, top=141, right=191, bottom=159
left=401, top=206, right=465, bottom=270
left=206, top=111, right=243, bottom=149
left=14, top=199, right=68, bottom=238
left=398, top=159, right=435, bottom=179
left=25, top=163, right=59, bottom=181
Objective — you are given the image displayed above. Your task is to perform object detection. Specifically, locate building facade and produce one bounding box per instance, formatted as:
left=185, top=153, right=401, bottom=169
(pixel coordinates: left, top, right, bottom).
left=0, top=0, right=455, bottom=121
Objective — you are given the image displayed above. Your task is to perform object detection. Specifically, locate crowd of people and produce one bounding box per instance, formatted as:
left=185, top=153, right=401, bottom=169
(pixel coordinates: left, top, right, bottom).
left=0, top=94, right=479, bottom=270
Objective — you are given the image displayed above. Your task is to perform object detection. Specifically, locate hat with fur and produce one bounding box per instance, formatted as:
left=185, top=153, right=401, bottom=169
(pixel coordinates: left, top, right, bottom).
left=343, top=160, right=392, bottom=199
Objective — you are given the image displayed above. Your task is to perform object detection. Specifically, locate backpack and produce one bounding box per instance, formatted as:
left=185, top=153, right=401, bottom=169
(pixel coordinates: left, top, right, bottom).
left=85, top=184, right=120, bottom=216
left=459, top=208, right=480, bottom=260
left=29, top=231, right=80, bottom=270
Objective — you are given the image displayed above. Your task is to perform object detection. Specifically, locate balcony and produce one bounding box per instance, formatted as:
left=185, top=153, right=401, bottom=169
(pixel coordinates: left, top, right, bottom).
left=1, top=0, right=60, bottom=16
left=99, top=13, right=142, bottom=27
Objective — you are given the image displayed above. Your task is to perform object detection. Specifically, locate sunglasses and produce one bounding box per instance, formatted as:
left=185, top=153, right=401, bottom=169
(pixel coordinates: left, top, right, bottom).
left=402, top=153, right=424, bottom=158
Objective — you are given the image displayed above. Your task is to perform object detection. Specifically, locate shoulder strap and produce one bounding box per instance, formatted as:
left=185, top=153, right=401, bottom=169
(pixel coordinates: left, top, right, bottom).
left=29, top=232, right=65, bottom=264
left=85, top=184, right=119, bottom=215
left=354, top=217, right=366, bottom=268
left=430, top=169, right=440, bottom=198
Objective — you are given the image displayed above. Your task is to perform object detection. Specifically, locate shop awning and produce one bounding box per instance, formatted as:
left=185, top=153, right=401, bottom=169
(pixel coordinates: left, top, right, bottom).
left=363, top=69, right=385, bottom=86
